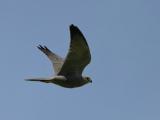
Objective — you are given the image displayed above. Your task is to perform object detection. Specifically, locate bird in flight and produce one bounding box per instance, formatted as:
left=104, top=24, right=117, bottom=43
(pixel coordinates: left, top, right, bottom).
left=26, top=24, right=92, bottom=88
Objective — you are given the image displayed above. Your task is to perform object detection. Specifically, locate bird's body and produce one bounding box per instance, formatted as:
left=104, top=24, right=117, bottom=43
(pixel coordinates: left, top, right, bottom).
left=27, top=76, right=91, bottom=88
left=26, top=24, right=92, bottom=88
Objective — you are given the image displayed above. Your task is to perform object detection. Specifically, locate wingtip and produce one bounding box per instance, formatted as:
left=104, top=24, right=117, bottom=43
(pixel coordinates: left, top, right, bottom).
left=37, top=44, right=43, bottom=49
left=37, top=45, right=48, bottom=50
left=70, top=24, right=75, bottom=27
left=44, top=45, right=49, bottom=50
left=69, top=24, right=81, bottom=34
left=70, top=24, right=77, bottom=30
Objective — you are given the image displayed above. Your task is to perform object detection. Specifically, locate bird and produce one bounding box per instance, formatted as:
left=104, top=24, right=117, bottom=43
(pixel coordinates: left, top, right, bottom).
left=26, top=24, right=92, bottom=88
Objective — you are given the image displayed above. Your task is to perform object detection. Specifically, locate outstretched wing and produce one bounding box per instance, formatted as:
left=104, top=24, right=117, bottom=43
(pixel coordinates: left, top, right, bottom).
left=37, top=45, right=64, bottom=74
left=58, top=24, right=91, bottom=77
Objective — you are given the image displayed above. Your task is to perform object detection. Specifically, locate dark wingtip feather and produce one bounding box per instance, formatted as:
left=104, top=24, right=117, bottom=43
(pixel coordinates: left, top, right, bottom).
left=37, top=45, right=48, bottom=51
left=69, top=24, right=89, bottom=46
left=69, top=24, right=86, bottom=38
left=70, top=24, right=76, bottom=28
left=37, top=45, right=43, bottom=50
left=44, top=46, right=49, bottom=51
left=70, top=24, right=74, bottom=27
left=70, top=24, right=80, bottom=33
left=37, top=45, right=52, bottom=56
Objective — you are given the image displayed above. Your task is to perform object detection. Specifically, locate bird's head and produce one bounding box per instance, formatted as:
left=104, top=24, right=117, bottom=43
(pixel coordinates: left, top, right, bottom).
left=83, top=76, right=92, bottom=83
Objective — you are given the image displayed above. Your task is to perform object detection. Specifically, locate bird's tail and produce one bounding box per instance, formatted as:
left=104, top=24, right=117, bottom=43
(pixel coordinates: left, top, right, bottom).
left=25, top=77, right=53, bottom=83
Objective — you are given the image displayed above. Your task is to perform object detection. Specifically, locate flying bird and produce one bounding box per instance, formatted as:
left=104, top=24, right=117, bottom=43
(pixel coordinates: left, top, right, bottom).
left=26, top=24, right=92, bottom=88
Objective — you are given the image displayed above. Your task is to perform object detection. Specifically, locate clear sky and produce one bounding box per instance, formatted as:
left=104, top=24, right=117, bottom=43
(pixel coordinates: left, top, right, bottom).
left=0, top=0, right=160, bottom=120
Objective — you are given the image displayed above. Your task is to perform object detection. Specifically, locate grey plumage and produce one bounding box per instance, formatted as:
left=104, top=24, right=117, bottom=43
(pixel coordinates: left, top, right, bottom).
left=26, top=24, right=92, bottom=88
left=37, top=45, right=64, bottom=74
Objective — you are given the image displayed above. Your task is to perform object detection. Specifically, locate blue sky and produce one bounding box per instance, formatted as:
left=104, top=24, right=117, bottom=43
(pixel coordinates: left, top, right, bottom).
left=0, top=0, right=160, bottom=120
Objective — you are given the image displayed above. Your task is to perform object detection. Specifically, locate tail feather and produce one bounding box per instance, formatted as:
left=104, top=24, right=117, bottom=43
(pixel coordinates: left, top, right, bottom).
left=25, top=78, right=52, bottom=83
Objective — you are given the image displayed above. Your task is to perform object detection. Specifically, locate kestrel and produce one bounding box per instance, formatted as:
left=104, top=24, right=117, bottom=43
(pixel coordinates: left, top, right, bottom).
left=26, top=24, right=92, bottom=88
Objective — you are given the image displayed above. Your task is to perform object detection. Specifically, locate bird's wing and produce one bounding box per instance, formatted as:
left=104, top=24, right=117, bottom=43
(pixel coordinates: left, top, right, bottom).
left=37, top=45, right=64, bottom=74
left=58, top=24, right=91, bottom=77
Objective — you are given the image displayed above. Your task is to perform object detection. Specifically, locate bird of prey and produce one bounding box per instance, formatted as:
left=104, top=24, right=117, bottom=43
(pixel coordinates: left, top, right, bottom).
left=26, top=24, right=92, bottom=88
